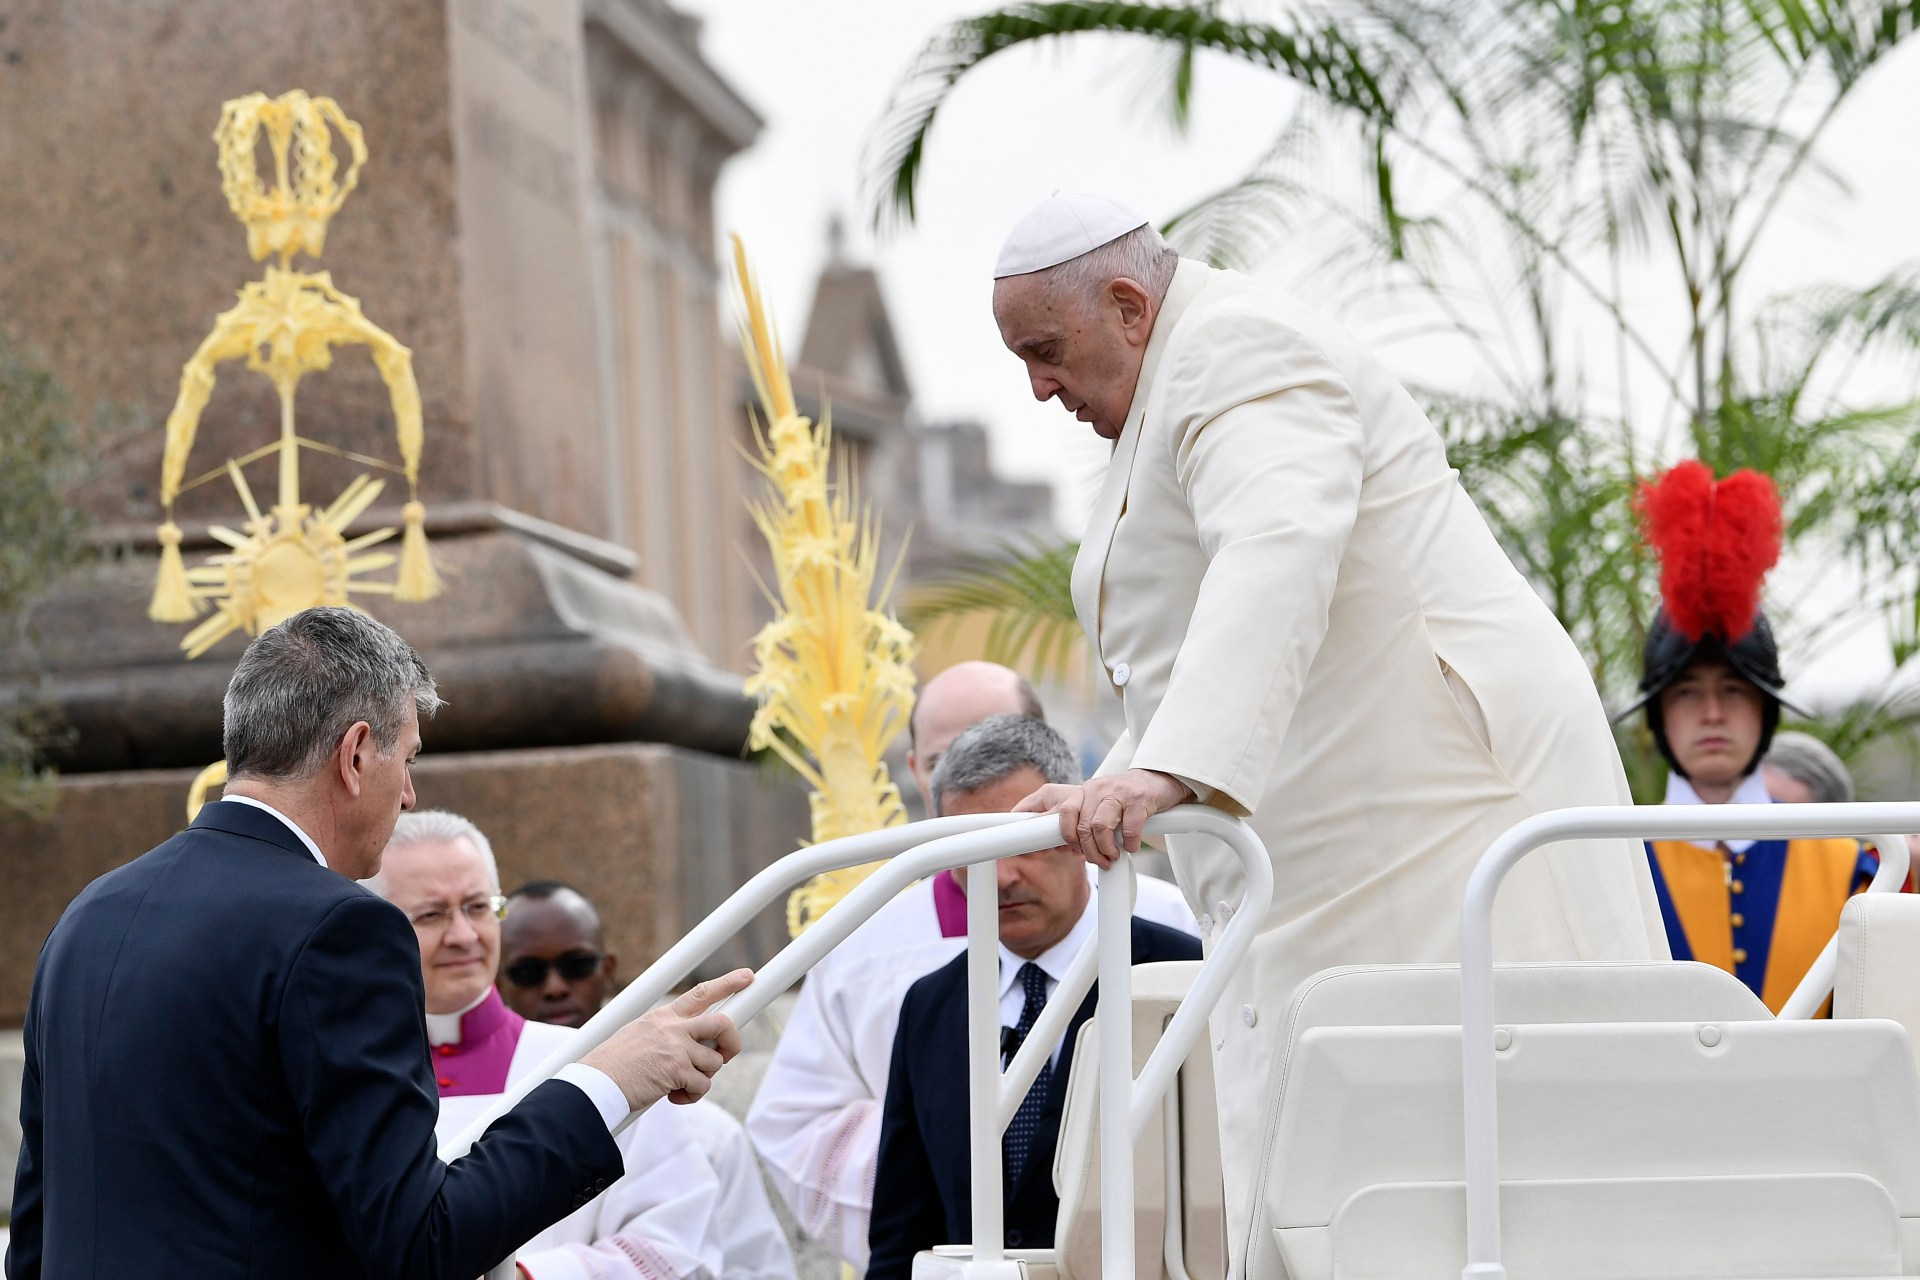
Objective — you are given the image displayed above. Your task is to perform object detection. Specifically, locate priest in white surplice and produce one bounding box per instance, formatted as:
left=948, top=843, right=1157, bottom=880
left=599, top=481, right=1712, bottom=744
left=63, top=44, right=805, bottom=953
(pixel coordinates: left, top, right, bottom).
left=993, top=193, right=1670, bottom=1274
left=744, top=663, right=1197, bottom=1271
left=368, top=811, right=794, bottom=1280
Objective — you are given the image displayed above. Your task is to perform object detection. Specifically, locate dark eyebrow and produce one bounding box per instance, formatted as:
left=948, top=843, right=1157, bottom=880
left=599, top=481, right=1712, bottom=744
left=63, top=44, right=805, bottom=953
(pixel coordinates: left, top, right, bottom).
left=1015, top=336, right=1059, bottom=356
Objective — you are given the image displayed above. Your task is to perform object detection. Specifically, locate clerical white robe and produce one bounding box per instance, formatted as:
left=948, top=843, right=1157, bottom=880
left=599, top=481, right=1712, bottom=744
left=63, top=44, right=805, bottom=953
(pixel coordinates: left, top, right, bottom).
left=1072, top=258, right=1670, bottom=1273
left=746, top=867, right=1196, bottom=1271
left=434, top=999, right=793, bottom=1280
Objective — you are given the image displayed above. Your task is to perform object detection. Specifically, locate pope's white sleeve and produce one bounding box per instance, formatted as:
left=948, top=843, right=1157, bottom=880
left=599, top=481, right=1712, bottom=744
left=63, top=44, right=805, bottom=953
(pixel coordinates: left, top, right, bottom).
left=1127, top=306, right=1366, bottom=817
left=515, top=1106, right=730, bottom=1280
left=744, top=960, right=882, bottom=1268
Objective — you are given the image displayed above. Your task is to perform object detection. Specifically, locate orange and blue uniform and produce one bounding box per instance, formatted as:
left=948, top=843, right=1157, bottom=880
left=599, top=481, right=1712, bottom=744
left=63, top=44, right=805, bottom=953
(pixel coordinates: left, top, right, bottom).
left=1646, top=834, right=1874, bottom=1013
left=1645, top=771, right=1889, bottom=1013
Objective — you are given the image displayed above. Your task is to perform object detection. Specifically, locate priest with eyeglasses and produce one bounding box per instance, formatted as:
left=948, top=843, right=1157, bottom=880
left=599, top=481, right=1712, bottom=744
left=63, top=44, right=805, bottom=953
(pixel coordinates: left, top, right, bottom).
left=367, top=810, right=794, bottom=1280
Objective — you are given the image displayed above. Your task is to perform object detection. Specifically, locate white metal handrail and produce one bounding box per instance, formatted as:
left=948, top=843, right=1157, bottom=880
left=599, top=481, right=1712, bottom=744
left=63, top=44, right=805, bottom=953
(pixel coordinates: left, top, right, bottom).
left=442, top=811, right=1028, bottom=1159
left=444, top=804, right=1271, bottom=1280
left=1459, top=802, right=1919, bottom=1280
left=961, top=808, right=1273, bottom=1278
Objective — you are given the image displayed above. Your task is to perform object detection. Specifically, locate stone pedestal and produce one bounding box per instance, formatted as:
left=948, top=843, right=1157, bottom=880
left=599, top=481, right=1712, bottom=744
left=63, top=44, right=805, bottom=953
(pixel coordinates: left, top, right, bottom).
left=3, top=510, right=755, bottom=770
left=0, top=740, right=808, bottom=1029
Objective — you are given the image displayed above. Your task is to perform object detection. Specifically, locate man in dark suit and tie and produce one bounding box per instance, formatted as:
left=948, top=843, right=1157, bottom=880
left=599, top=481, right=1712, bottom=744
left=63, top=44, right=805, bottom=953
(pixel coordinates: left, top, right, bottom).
left=866, top=716, right=1202, bottom=1277
left=6, top=606, right=752, bottom=1280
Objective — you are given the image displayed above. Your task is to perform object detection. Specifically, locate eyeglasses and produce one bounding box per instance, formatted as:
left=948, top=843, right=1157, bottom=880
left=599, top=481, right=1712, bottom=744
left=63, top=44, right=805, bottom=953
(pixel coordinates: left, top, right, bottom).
left=503, top=953, right=604, bottom=988
left=406, top=895, right=507, bottom=935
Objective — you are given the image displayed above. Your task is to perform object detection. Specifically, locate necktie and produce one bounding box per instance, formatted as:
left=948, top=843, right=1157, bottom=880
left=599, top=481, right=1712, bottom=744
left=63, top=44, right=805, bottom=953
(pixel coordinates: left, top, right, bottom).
left=1003, top=962, right=1053, bottom=1185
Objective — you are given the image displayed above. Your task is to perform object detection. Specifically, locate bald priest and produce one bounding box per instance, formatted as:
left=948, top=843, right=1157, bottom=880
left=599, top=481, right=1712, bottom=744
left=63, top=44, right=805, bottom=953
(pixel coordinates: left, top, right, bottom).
left=993, top=194, right=1670, bottom=1274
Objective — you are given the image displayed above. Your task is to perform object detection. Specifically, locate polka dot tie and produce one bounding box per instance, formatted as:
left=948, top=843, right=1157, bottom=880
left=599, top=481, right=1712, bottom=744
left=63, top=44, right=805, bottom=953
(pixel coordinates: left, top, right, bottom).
left=1002, top=962, right=1053, bottom=1185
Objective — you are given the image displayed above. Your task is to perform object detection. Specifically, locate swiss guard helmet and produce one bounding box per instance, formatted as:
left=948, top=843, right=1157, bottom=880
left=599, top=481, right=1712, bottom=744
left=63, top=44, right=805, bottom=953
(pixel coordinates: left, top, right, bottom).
left=1619, top=460, right=1801, bottom=778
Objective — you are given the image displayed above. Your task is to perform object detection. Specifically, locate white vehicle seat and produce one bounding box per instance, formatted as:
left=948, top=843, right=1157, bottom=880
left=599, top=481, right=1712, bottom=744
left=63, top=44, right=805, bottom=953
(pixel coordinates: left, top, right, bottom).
left=1051, top=961, right=1227, bottom=1280
left=1835, top=892, right=1920, bottom=1052
left=1255, top=962, right=1920, bottom=1280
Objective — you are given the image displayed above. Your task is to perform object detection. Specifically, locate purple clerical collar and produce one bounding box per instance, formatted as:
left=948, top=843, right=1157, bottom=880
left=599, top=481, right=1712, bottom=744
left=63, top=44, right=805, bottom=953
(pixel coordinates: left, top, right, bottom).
left=932, top=869, right=968, bottom=938
left=426, top=988, right=525, bottom=1097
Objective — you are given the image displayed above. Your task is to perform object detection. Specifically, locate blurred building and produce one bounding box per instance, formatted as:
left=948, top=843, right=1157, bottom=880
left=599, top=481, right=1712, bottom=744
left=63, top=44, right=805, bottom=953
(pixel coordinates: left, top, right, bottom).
left=770, top=219, right=1058, bottom=622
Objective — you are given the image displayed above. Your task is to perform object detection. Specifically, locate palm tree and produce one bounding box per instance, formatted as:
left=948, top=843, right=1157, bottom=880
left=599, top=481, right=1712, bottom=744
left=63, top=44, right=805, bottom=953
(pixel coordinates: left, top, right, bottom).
left=874, top=0, right=1920, bottom=794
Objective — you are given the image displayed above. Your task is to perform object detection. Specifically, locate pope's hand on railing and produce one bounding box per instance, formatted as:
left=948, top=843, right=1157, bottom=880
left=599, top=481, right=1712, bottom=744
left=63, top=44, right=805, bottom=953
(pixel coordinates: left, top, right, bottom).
left=581, top=968, right=753, bottom=1109
left=1014, top=770, right=1195, bottom=868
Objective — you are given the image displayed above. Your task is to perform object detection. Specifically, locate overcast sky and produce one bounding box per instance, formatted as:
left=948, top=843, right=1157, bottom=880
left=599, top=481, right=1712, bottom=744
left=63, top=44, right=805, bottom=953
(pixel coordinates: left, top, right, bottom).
left=681, top=0, right=1920, bottom=703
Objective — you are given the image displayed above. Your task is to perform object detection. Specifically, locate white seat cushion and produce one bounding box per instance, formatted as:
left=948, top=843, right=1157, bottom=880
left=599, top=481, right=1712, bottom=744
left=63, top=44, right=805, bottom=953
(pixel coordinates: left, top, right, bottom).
left=1265, top=1013, right=1920, bottom=1279
left=1835, top=893, right=1920, bottom=1051
left=1051, top=961, right=1227, bottom=1280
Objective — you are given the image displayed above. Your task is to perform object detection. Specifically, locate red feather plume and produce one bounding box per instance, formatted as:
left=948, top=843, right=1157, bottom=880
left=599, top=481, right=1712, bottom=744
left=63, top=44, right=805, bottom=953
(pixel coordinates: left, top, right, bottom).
left=1636, top=460, right=1782, bottom=644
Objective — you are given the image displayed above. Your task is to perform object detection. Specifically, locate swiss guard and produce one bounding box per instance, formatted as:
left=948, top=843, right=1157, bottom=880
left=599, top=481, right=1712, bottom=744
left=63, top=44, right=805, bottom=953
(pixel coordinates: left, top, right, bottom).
left=1625, top=460, right=1881, bottom=1013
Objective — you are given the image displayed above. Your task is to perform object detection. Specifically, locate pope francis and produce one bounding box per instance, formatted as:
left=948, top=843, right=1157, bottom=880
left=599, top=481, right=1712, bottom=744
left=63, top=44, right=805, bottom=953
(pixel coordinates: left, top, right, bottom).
left=995, top=193, right=1669, bottom=1273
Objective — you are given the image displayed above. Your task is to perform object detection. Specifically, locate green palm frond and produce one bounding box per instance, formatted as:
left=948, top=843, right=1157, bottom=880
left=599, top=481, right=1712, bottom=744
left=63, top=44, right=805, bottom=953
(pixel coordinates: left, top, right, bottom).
left=1160, top=108, right=1326, bottom=269
left=865, top=2, right=1399, bottom=230
left=903, top=537, right=1086, bottom=684
left=1740, top=0, right=1920, bottom=87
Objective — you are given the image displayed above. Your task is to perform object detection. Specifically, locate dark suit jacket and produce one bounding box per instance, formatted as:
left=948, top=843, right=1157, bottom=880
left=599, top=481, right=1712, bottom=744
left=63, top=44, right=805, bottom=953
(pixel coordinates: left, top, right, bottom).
left=6, top=801, right=625, bottom=1280
left=866, top=916, right=1201, bottom=1278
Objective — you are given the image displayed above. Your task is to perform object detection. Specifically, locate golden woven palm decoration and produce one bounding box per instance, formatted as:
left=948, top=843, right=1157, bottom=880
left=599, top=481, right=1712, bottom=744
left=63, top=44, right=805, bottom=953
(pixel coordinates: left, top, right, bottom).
left=148, top=89, right=440, bottom=659
left=732, top=236, right=918, bottom=936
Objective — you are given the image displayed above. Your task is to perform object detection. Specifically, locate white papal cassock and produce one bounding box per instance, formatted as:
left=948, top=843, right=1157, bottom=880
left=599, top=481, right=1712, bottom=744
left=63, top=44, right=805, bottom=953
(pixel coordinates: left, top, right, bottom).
left=747, top=866, right=1197, bottom=1271
left=1071, top=258, right=1671, bottom=1274
left=433, top=997, right=793, bottom=1280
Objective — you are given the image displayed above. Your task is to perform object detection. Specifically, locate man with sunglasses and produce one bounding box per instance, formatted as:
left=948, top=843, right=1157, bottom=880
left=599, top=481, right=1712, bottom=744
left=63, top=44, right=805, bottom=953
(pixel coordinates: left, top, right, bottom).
left=371, top=813, right=794, bottom=1279
left=498, top=882, right=619, bottom=1029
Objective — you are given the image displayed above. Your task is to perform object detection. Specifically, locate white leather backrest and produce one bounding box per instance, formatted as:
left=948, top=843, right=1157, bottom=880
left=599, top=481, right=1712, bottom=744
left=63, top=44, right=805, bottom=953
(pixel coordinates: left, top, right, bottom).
left=1258, top=964, right=1920, bottom=1280
left=1052, top=961, right=1226, bottom=1280
left=1267, top=1017, right=1920, bottom=1231
left=1836, top=893, right=1920, bottom=1048
left=1281, top=961, right=1770, bottom=1041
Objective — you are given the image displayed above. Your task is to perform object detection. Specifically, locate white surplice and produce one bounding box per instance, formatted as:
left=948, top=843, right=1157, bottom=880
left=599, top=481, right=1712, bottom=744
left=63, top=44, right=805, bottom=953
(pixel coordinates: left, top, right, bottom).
left=745, top=868, right=1196, bottom=1271
left=436, top=1019, right=793, bottom=1280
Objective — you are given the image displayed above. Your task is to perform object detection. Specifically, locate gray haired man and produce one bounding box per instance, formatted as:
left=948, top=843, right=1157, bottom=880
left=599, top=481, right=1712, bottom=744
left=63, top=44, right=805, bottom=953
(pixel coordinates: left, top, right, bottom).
left=8, top=606, right=751, bottom=1280
left=866, top=714, right=1203, bottom=1275
left=747, top=709, right=1197, bottom=1270
left=1762, top=730, right=1855, bottom=805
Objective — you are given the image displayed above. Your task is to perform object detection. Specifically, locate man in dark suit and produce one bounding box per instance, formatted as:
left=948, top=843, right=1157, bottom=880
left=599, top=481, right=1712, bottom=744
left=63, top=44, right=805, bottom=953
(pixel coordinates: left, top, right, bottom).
left=867, top=716, right=1202, bottom=1277
left=6, top=607, right=752, bottom=1280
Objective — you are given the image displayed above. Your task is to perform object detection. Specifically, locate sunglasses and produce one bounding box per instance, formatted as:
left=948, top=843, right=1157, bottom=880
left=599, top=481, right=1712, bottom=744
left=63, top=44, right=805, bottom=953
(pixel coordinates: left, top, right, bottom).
left=503, top=952, right=604, bottom=988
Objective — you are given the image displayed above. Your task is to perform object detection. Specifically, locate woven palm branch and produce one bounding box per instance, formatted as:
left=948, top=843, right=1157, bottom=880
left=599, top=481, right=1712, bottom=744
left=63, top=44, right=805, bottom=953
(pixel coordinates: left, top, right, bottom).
left=731, top=235, right=918, bottom=936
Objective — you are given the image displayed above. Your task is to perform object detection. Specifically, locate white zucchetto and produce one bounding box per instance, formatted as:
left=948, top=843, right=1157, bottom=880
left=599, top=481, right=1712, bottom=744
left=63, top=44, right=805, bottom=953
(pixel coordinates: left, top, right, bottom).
left=993, top=192, right=1150, bottom=279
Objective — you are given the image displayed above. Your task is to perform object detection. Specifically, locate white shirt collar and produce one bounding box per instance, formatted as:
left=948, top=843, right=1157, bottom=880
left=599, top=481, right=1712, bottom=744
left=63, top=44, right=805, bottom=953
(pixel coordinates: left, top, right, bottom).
left=221, top=795, right=328, bottom=867
left=425, top=986, right=494, bottom=1047
left=997, top=890, right=1098, bottom=998
left=1663, top=770, right=1773, bottom=852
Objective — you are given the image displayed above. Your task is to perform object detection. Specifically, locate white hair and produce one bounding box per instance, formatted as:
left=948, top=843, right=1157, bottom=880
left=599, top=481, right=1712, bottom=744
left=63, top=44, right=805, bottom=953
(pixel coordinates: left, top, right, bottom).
left=1764, top=730, right=1855, bottom=803
left=362, top=809, right=500, bottom=898
left=1042, top=223, right=1178, bottom=312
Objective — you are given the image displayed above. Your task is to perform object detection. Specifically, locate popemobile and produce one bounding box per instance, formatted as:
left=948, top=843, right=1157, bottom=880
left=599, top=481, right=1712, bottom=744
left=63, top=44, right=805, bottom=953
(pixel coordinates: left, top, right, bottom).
left=446, top=792, right=1920, bottom=1280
